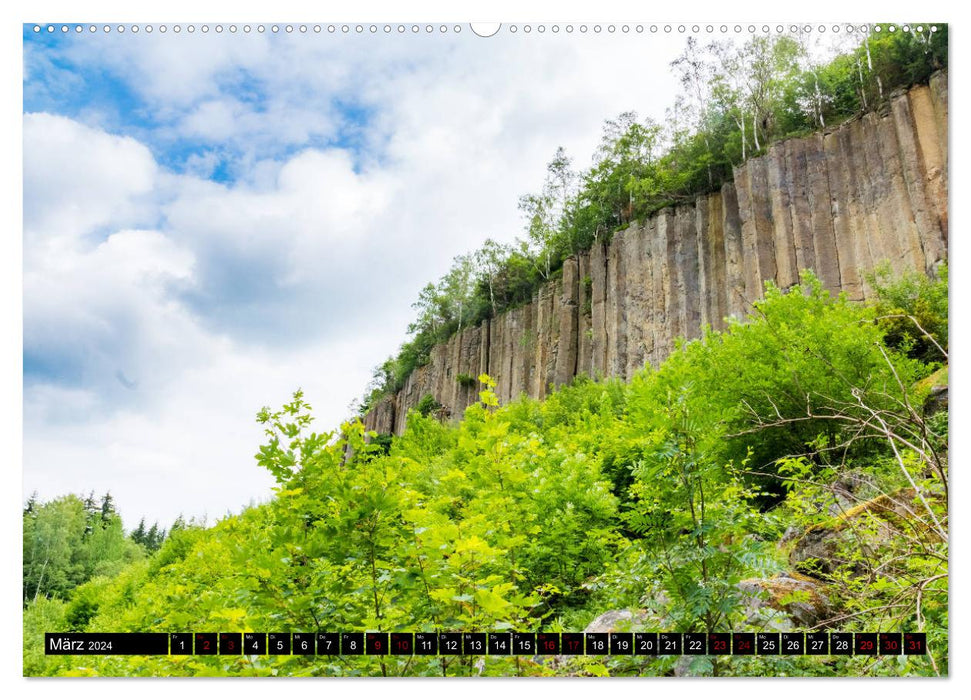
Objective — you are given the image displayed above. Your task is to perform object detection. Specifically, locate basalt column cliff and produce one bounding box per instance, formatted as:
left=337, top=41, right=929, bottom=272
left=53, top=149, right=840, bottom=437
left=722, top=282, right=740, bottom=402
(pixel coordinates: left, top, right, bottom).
left=366, top=74, right=948, bottom=436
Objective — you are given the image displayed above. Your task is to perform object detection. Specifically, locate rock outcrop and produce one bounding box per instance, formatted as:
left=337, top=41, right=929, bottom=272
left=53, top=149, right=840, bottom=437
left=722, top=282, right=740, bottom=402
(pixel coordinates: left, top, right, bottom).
left=737, top=573, right=832, bottom=628
left=366, top=76, right=948, bottom=436
left=917, top=365, right=949, bottom=415
left=788, top=487, right=926, bottom=578
left=583, top=609, right=648, bottom=634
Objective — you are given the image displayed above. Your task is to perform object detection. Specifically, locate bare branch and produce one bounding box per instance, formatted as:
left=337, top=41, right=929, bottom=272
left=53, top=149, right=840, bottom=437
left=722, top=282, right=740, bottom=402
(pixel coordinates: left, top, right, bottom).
left=873, top=314, right=947, bottom=362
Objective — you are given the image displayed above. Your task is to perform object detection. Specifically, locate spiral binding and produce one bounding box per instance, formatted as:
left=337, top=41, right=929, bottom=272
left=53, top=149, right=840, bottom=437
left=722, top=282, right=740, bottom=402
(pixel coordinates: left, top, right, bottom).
left=30, top=23, right=939, bottom=37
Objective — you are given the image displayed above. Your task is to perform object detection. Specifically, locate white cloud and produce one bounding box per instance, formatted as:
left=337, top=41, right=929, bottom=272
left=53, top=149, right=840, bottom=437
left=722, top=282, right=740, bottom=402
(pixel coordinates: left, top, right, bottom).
left=23, top=113, right=158, bottom=244
left=24, top=227, right=200, bottom=409
left=24, top=332, right=389, bottom=527
left=179, top=97, right=341, bottom=149
left=23, top=31, right=700, bottom=526
left=64, top=32, right=274, bottom=110
left=180, top=98, right=246, bottom=140
left=22, top=115, right=408, bottom=525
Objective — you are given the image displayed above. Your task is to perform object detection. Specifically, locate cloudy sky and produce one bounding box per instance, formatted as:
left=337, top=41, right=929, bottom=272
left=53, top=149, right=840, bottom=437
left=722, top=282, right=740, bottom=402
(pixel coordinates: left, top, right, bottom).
left=23, top=23, right=757, bottom=527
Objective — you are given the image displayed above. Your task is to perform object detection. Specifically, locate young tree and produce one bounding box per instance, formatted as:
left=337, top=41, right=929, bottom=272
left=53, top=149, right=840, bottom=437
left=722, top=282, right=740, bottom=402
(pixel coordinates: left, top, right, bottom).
left=409, top=282, right=448, bottom=337
left=862, top=29, right=883, bottom=103
left=130, top=518, right=147, bottom=547
left=672, top=37, right=716, bottom=187
left=146, top=523, right=166, bottom=552
left=475, top=239, right=511, bottom=318
left=100, top=492, right=116, bottom=525
left=441, top=253, right=476, bottom=334
left=82, top=491, right=98, bottom=536
left=170, top=515, right=187, bottom=534
left=743, top=36, right=801, bottom=151
left=793, top=27, right=835, bottom=128
left=518, top=148, right=578, bottom=280
left=24, top=491, right=38, bottom=517
left=832, top=28, right=875, bottom=112
left=587, top=112, right=662, bottom=223
left=710, top=40, right=752, bottom=161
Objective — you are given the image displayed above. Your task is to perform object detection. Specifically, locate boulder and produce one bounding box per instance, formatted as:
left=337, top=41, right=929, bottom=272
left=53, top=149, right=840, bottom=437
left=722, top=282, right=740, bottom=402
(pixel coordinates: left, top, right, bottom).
left=737, top=573, right=831, bottom=628
left=583, top=608, right=647, bottom=633
left=541, top=609, right=648, bottom=674
left=913, top=365, right=948, bottom=416
left=925, top=385, right=948, bottom=415
left=788, top=487, right=920, bottom=577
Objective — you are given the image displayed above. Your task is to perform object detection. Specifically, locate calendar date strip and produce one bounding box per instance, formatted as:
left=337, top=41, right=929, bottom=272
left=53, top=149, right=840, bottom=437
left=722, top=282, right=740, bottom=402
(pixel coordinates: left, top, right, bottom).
left=45, top=631, right=926, bottom=656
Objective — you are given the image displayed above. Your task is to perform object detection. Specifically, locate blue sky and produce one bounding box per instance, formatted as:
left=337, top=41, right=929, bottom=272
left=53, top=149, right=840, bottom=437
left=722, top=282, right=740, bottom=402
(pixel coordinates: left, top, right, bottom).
left=24, top=26, right=379, bottom=182
left=22, top=23, right=718, bottom=526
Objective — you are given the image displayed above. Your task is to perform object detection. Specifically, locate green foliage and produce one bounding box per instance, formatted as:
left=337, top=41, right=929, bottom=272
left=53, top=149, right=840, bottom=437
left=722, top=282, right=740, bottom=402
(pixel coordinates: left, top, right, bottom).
left=23, top=597, right=68, bottom=676
left=22, top=492, right=143, bottom=604
left=867, top=262, right=948, bottom=365
left=362, top=27, right=947, bottom=408
left=130, top=518, right=167, bottom=553
left=623, top=395, right=776, bottom=634
left=581, top=275, right=593, bottom=315
left=64, top=576, right=111, bottom=631
left=256, top=389, right=330, bottom=485
left=456, top=373, right=478, bottom=389
left=416, top=393, right=443, bottom=417
left=25, top=271, right=948, bottom=676
left=659, top=272, right=930, bottom=495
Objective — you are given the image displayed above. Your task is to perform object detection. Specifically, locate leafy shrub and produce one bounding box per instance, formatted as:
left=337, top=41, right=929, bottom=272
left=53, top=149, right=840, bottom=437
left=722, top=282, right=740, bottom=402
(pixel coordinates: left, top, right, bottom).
left=868, top=262, right=948, bottom=365
left=415, top=393, right=442, bottom=417
left=456, top=373, right=477, bottom=389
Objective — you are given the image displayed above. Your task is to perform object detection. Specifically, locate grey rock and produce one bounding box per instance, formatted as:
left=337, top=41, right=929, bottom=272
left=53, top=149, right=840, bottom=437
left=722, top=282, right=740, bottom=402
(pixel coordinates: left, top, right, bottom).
left=583, top=608, right=646, bottom=634
left=738, top=574, right=832, bottom=628
left=364, top=76, right=948, bottom=435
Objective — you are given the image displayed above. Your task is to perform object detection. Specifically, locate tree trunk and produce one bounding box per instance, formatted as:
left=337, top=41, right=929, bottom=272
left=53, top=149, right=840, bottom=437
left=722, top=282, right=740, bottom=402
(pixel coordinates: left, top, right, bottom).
left=33, top=546, right=52, bottom=603
left=741, top=115, right=747, bottom=160
left=857, top=58, right=868, bottom=111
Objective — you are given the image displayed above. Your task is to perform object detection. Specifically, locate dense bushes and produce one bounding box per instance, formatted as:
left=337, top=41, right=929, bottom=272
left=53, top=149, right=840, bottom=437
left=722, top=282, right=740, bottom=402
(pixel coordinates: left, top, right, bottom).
left=25, top=269, right=947, bottom=676
left=867, top=263, right=949, bottom=365
left=22, top=493, right=145, bottom=604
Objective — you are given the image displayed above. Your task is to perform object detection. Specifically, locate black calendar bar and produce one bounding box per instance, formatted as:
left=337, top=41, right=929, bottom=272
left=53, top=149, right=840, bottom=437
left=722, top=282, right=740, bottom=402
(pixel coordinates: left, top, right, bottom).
left=45, top=633, right=169, bottom=655
left=45, top=631, right=927, bottom=656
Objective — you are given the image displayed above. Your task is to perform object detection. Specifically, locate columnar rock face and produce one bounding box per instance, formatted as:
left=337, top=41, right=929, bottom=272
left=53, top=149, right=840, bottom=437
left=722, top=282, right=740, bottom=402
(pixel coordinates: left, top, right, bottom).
left=365, top=77, right=948, bottom=436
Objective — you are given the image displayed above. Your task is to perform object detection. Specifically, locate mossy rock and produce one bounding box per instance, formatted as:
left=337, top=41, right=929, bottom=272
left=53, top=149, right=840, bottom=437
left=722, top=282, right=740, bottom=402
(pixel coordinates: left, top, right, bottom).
left=915, top=365, right=948, bottom=415
left=737, top=573, right=831, bottom=628
left=583, top=608, right=648, bottom=633
left=788, top=487, right=931, bottom=577
left=914, top=364, right=948, bottom=394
